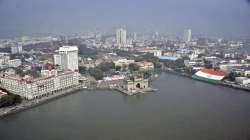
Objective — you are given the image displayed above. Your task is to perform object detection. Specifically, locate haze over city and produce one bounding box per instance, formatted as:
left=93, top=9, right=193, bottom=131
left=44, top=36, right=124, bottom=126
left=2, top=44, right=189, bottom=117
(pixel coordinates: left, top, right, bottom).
left=0, top=0, right=250, bottom=38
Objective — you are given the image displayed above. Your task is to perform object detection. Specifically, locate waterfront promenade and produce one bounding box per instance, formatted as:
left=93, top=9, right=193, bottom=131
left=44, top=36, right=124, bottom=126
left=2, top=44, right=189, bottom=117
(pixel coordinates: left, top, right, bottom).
left=164, top=68, right=250, bottom=92
left=1, top=73, right=250, bottom=140
left=1, top=70, right=249, bottom=118
left=0, top=85, right=83, bottom=117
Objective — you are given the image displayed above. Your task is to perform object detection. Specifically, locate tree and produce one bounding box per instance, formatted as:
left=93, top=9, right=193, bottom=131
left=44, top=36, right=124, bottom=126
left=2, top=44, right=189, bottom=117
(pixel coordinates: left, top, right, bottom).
left=25, top=69, right=40, bottom=78
left=0, top=95, right=13, bottom=107
left=182, top=56, right=190, bottom=60
left=227, top=72, right=239, bottom=81
left=79, top=66, right=87, bottom=74
left=78, top=44, right=97, bottom=56
left=135, top=53, right=158, bottom=63
left=204, top=60, right=213, bottom=68
left=143, top=71, right=152, bottom=79
left=16, top=68, right=25, bottom=77
left=115, top=66, right=122, bottom=71
left=98, top=62, right=115, bottom=72
left=135, top=53, right=161, bottom=69
left=163, top=59, right=185, bottom=69
left=128, top=63, right=140, bottom=72
left=0, top=94, right=22, bottom=108
left=175, top=59, right=185, bottom=68
left=88, top=68, right=104, bottom=80
left=13, top=94, right=22, bottom=104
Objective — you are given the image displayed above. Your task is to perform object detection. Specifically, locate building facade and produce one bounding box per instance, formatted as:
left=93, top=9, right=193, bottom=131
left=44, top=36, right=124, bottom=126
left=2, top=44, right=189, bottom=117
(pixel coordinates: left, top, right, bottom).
left=11, top=43, right=22, bottom=54
left=124, top=78, right=149, bottom=93
left=184, top=29, right=192, bottom=43
left=53, top=54, right=61, bottom=66
left=135, top=61, right=154, bottom=71
left=8, top=59, right=22, bottom=68
left=116, top=28, right=127, bottom=47
left=59, top=46, right=79, bottom=71
left=0, top=70, right=79, bottom=100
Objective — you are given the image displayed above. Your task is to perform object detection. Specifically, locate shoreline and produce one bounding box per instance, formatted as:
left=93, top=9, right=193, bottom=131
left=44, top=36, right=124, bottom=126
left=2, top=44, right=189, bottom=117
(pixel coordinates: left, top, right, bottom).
left=0, top=85, right=83, bottom=118
left=164, top=69, right=250, bottom=92
left=1, top=70, right=249, bottom=118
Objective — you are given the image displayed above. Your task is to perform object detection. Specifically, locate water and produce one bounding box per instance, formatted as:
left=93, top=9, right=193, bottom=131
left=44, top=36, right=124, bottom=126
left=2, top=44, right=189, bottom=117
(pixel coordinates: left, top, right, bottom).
left=1, top=73, right=250, bottom=140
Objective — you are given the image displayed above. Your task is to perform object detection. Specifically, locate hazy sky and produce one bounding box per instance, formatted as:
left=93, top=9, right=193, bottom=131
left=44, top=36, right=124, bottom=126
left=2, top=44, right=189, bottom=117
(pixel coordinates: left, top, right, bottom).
left=0, top=0, right=250, bottom=38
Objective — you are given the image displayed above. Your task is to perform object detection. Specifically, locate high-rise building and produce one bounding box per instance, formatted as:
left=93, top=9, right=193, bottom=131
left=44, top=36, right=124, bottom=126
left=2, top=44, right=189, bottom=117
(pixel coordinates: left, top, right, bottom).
left=17, top=43, right=22, bottom=53
left=53, top=54, right=61, bottom=66
left=11, top=43, right=22, bottom=54
left=133, top=32, right=137, bottom=42
left=59, top=46, right=78, bottom=71
left=116, top=28, right=127, bottom=47
left=184, top=29, right=192, bottom=43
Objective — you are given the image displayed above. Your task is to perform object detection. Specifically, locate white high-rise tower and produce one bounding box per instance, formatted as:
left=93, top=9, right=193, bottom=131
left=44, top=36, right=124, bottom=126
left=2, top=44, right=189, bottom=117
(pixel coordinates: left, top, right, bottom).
left=116, top=28, right=127, bottom=47
left=184, top=29, right=192, bottom=43
left=59, top=46, right=78, bottom=71
left=11, top=43, right=22, bottom=54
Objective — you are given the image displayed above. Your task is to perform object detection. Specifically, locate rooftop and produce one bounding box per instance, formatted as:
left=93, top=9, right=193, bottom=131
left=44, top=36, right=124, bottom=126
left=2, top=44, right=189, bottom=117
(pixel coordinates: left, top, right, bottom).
left=59, top=46, right=78, bottom=52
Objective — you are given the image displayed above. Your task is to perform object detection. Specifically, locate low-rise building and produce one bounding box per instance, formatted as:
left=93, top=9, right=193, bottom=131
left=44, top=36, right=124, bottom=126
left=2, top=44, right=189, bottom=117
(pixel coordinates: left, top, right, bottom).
left=114, top=59, right=135, bottom=70
left=0, top=53, right=10, bottom=66
left=184, top=59, right=204, bottom=67
left=136, top=47, right=162, bottom=57
left=245, top=71, right=250, bottom=77
left=41, top=69, right=58, bottom=77
left=8, top=59, right=22, bottom=67
left=235, top=77, right=250, bottom=85
left=135, top=61, right=154, bottom=71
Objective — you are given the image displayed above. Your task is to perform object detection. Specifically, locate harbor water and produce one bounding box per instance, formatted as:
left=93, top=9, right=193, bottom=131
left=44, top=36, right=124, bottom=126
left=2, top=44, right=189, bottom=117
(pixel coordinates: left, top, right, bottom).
left=1, top=72, right=250, bottom=140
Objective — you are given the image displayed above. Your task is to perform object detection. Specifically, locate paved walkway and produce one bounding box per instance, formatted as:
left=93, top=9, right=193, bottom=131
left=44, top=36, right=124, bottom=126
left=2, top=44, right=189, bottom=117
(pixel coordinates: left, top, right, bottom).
left=0, top=86, right=82, bottom=117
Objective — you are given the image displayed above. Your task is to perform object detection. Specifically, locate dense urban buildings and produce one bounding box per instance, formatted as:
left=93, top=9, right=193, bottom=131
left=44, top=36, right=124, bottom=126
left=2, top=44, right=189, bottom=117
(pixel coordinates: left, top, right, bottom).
left=0, top=27, right=250, bottom=140
left=1, top=0, right=250, bottom=139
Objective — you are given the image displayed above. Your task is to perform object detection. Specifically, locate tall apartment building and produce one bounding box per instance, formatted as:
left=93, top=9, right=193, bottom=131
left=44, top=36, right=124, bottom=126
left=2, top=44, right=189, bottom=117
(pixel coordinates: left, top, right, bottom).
left=116, top=28, right=127, bottom=47
left=53, top=54, right=61, bottom=66
left=184, top=29, right=192, bottom=43
left=59, top=46, right=79, bottom=71
left=11, top=43, right=22, bottom=54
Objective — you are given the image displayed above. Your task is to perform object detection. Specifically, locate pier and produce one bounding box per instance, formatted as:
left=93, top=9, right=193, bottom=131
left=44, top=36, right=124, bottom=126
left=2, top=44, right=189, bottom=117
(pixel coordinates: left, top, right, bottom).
left=114, top=87, right=158, bottom=95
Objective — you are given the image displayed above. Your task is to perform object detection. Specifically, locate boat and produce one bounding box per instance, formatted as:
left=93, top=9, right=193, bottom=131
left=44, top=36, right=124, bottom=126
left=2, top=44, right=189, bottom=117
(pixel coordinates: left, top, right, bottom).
left=192, top=68, right=225, bottom=84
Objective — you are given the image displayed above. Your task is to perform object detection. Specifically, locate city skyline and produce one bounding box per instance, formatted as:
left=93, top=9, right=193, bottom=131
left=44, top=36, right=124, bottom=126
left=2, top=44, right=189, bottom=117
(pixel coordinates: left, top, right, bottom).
left=0, top=0, right=250, bottom=38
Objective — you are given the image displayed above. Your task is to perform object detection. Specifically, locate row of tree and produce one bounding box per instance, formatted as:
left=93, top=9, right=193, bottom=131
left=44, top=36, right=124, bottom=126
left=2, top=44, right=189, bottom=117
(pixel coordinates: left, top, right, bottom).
left=0, top=93, right=22, bottom=108
left=79, top=62, right=115, bottom=80
left=79, top=61, right=151, bottom=80
left=135, top=53, right=162, bottom=69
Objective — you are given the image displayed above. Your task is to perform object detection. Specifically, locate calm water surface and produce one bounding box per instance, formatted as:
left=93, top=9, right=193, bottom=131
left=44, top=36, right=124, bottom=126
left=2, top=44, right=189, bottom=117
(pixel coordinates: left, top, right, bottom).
left=1, top=73, right=250, bottom=140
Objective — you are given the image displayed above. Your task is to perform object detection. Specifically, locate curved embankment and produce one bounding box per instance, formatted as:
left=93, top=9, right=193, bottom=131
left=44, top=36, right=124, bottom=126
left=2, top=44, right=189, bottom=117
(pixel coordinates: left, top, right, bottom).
left=0, top=86, right=83, bottom=118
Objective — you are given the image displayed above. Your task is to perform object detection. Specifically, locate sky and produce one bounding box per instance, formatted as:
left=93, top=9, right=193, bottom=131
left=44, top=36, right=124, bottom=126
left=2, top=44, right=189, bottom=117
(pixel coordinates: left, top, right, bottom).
left=0, top=0, right=250, bottom=38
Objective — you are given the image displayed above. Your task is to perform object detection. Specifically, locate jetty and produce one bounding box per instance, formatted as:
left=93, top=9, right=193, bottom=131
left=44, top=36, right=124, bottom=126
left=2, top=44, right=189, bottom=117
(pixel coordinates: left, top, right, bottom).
left=114, top=87, right=158, bottom=95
